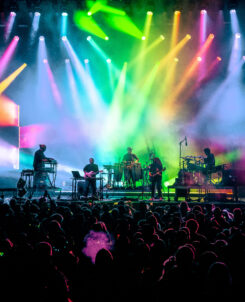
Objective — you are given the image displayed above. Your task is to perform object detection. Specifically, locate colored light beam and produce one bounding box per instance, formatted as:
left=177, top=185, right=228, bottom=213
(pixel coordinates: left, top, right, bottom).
left=105, top=14, right=142, bottom=39
left=43, top=60, right=62, bottom=107
left=134, top=11, right=153, bottom=82
left=63, top=38, right=105, bottom=114
left=65, top=59, right=83, bottom=118
left=230, top=10, right=240, bottom=34
left=0, top=63, right=27, bottom=95
left=74, top=11, right=108, bottom=39
left=129, top=35, right=165, bottom=68
left=61, top=12, right=68, bottom=36
left=30, top=12, right=40, bottom=44
left=157, top=34, right=191, bottom=74
left=0, top=36, right=19, bottom=79
left=199, top=10, right=207, bottom=45
left=162, top=34, right=215, bottom=119
left=87, top=0, right=126, bottom=16
left=0, top=94, right=19, bottom=126
left=4, top=12, right=16, bottom=41
left=171, top=11, right=181, bottom=49
left=228, top=33, right=242, bottom=73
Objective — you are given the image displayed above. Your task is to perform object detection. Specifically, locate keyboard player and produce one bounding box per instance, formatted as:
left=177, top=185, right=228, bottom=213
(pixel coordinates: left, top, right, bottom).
left=33, top=144, right=50, bottom=189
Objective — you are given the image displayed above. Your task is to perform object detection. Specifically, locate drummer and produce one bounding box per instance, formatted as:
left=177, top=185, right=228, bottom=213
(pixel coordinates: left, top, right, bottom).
left=122, top=147, right=139, bottom=189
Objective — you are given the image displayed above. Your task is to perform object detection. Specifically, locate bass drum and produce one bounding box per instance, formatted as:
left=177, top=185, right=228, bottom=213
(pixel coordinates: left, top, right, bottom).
left=114, top=163, right=123, bottom=182
left=132, top=163, right=143, bottom=181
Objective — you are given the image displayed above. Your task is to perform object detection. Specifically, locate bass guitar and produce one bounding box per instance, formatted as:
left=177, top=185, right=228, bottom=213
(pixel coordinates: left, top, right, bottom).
left=149, top=167, right=166, bottom=181
left=84, top=170, right=103, bottom=179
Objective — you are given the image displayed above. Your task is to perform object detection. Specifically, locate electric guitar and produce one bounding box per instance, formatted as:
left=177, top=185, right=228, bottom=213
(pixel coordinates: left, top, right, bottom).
left=84, top=170, right=103, bottom=179
left=149, top=167, right=166, bottom=180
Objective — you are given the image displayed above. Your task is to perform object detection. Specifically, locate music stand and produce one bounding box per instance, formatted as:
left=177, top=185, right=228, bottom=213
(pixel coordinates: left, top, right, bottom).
left=71, top=171, right=84, bottom=200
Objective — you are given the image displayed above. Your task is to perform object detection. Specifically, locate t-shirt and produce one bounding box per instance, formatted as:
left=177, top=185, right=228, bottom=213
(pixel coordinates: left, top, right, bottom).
left=83, top=163, right=99, bottom=173
left=123, top=153, right=138, bottom=163
left=33, top=149, right=46, bottom=171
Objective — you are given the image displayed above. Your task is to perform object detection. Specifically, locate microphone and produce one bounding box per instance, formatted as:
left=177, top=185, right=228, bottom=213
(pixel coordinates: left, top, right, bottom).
left=185, top=136, right=187, bottom=146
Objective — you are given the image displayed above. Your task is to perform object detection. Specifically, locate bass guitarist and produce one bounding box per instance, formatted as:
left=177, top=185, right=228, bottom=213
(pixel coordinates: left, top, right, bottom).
left=149, top=157, right=166, bottom=200
left=83, top=158, right=100, bottom=199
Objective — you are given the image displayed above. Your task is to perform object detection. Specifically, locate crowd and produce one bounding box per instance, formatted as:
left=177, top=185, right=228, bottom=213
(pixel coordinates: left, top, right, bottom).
left=0, top=196, right=245, bottom=301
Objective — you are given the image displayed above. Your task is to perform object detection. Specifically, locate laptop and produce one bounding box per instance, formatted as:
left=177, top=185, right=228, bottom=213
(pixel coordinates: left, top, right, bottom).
left=72, top=171, right=83, bottom=179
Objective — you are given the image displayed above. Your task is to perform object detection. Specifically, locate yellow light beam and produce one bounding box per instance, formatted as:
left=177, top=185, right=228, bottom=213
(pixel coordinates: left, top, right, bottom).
left=0, top=63, right=27, bottom=95
left=171, top=11, right=181, bottom=49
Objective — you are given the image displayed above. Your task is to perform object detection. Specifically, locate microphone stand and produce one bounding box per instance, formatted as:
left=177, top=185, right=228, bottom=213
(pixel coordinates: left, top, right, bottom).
left=179, top=137, right=186, bottom=169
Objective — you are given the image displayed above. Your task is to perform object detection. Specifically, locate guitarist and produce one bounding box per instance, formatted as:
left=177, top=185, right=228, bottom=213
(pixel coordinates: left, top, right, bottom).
left=83, top=158, right=99, bottom=199
left=149, top=157, right=166, bottom=200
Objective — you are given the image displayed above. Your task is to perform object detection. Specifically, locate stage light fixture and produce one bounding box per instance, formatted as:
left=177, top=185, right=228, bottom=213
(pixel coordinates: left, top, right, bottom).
left=142, top=36, right=146, bottom=40
left=197, top=56, right=202, bottom=61
left=174, top=58, right=179, bottom=62
left=65, top=59, right=70, bottom=63
left=87, top=36, right=92, bottom=41
left=105, top=36, right=109, bottom=40
left=160, top=35, right=165, bottom=40
left=61, top=36, right=67, bottom=41
left=186, top=34, right=191, bottom=39
left=88, top=12, right=92, bottom=16
left=35, top=12, right=40, bottom=16
left=10, top=12, right=16, bottom=16
left=201, top=10, right=207, bottom=14
left=230, top=9, right=236, bottom=14
left=39, top=36, right=44, bottom=41
left=14, top=36, right=19, bottom=41
left=62, top=12, right=68, bottom=16
left=84, top=59, right=89, bottom=63
left=43, top=59, right=48, bottom=63
left=175, top=11, right=181, bottom=15
left=217, top=56, right=222, bottom=61
left=209, top=33, right=215, bottom=39
left=147, top=11, right=153, bottom=15
left=235, top=33, right=241, bottom=38
left=106, top=58, right=111, bottom=63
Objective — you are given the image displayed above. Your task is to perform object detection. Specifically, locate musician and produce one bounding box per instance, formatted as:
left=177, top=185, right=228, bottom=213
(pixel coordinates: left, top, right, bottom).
left=33, top=144, right=48, bottom=188
left=122, top=147, right=139, bottom=189
left=149, top=157, right=165, bottom=200
left=83, top=158, right=99, bottom=199
left=203, top=147, right=215, bottom=182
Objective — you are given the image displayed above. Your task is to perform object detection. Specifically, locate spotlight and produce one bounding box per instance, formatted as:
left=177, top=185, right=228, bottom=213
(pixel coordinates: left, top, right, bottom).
left=142, top=36, right=146, bottom=40
left=105, top=36, right=109, bottom=40
left=197, top=56, right=202, bottom=62
left=88, top=12, right=92, bottom=16
left=230, top=9, right=236, bottom=14
left=209, top=33, right=215, bottom=39
left=43, top=59, right=48, bottom=64
left=84, top=59, right=89, bottom=63
left=14, top=36, right=19, bottom=41
left=186, top=34, right=192, bottom=40
left=106, top=58, right=111, bottom=63
left=174, top=58, right=179, bottom=62
left=10, top=12, right=16, bottom=16
left=87, top=36, right=92, bottom=41
left=39, top=36, right=44, bottom=41
left=65, top=59, right=70, bottom=63
left=217, top=56, right=222, bottom=61
left=147, top=11, right=153, bottom=15
left=235, top=33, right=241, bottom=39
left=160, top=35, right=165, bottom=40
left=175, top=11, right=181, bottom=15
left=201, top=10, right=207, bottom=14
left=35, top=12, right=40, bottom=16
left=62, top=12, right=68, bottom=16
left=61, top=36, right=67, bottom=41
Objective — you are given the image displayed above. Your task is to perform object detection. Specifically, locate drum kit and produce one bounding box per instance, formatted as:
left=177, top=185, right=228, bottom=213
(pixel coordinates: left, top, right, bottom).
left=178, top=155, right=206, bottom=186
